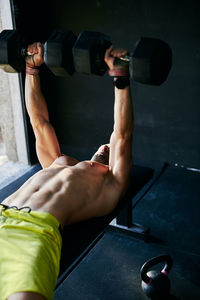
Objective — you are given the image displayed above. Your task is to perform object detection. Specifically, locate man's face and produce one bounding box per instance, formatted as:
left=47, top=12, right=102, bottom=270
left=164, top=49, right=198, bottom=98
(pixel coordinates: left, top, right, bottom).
left=91, top=144, right=110, bottom=165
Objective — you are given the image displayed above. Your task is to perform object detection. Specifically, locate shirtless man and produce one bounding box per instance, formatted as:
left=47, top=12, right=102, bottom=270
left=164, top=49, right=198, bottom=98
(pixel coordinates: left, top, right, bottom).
left=0, top=43, right=133, bottom=300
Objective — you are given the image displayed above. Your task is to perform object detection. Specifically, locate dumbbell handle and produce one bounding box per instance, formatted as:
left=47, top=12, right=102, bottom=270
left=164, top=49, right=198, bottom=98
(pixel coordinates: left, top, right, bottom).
left=21, top=48, right=28, bottom=57
left=119, top=55, right=130, bottom=63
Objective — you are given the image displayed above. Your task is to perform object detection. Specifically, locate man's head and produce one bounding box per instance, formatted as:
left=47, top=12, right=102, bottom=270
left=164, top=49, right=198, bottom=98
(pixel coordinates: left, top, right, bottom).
left=91, top=144, right=110, bottom=165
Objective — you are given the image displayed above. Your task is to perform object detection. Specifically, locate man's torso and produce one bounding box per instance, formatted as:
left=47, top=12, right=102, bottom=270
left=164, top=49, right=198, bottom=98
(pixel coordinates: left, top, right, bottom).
left=2, top=156, right=118, bottom=227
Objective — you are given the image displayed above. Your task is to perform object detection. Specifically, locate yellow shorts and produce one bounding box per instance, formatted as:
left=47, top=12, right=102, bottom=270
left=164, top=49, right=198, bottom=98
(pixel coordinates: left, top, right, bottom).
left=0, top=204, right=62, bottom=300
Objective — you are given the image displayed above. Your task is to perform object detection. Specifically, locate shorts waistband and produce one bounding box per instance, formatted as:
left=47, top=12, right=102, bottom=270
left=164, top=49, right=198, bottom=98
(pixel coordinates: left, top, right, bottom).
left=0, top=203, right=32, bottom=212
left=0, top=204, right=62, bottom=234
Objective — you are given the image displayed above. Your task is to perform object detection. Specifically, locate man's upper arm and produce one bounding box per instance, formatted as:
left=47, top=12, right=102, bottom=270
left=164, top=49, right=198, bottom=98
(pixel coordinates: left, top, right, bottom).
left=109, top=132, right=133, bottom=194
left=33, top=118, right=61, bottom=168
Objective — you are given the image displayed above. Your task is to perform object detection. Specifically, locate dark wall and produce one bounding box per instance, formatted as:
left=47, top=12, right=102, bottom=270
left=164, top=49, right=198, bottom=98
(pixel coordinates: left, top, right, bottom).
left=13, top=0, right=200, bottom=168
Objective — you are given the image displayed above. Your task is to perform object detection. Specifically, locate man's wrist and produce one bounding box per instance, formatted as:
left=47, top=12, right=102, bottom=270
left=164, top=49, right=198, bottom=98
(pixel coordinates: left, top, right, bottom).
left=108, top=69, right=129, bottom=77
left=26, top=63, right=40, bottom=75
left=108, top=68, right=130, bottom=89
left=113, top=77, right=130, bottom=89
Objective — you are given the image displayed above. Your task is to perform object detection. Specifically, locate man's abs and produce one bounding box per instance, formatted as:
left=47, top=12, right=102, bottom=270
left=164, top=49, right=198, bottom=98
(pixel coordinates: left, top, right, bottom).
left=2, top=160, right=111, bottom=226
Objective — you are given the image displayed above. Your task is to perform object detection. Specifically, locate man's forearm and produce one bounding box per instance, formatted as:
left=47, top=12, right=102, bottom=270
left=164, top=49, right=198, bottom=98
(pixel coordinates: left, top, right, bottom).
left=113, top=86, right=134, bottom=138
left=25, top=74, right=49, bottom=127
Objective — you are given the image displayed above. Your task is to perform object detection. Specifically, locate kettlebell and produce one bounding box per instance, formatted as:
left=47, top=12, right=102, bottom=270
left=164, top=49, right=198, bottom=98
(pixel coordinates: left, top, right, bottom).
left=141, top=254, right=173, bottom=300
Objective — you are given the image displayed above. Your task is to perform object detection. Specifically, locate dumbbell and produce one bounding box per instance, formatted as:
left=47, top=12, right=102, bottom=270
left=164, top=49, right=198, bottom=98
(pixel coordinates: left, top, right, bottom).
left=0, top=29, right=109, bottom=77
left=73, top=30, right=172, bottom=85
left=0, top=29, right=76, bottom=76
left=0, top=29, right=172, bottom=85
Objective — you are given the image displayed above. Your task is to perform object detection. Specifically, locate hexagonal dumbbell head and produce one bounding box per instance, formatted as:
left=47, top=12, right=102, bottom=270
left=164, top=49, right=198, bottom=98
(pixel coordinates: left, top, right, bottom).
left=73, top=30, right=112, bottom=76
left=130, top=37, right=172, bottom=85
left=44, top=30, right=76, bottom=76
left=0, top=30, right=26, bottom=73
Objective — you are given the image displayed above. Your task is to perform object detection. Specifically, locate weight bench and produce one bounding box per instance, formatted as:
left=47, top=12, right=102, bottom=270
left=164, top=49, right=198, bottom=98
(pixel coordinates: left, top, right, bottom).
left=0, top=163, right=154, bottom=284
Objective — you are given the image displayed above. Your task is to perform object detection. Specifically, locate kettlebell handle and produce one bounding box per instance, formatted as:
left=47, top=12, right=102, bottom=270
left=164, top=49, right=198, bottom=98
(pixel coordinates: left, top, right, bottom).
left=141, top=254, right=173, bottom=284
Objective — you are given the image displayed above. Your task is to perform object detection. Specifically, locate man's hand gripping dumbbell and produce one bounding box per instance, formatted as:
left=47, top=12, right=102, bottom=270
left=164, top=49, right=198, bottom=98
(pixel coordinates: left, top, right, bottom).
left=25, top=42, right=44, bottom=75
